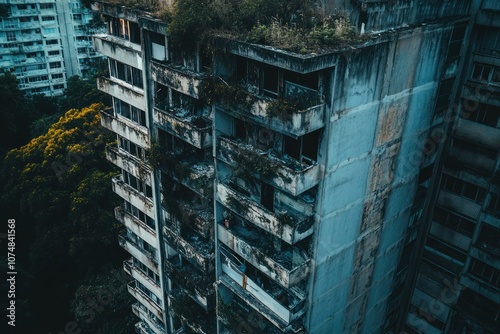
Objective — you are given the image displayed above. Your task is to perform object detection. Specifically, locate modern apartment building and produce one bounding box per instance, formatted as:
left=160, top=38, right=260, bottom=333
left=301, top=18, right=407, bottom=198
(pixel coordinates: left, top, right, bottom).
left=0, top=0, right=104, bottom=96
left=92, top=1, right=498, bottom=333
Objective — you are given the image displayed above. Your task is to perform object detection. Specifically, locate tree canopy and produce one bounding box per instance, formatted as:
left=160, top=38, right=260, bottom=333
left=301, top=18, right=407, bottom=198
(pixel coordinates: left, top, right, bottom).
left=0, top=103, right=132, bottom=333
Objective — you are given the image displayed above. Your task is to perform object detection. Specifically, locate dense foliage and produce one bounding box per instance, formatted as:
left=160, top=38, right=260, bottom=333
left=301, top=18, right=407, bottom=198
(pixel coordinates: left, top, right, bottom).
left=165, top=0, right=363, bottom=53
left=0, top=103, right=133, bottom=333
left=0, top=72, right=110, bottom=156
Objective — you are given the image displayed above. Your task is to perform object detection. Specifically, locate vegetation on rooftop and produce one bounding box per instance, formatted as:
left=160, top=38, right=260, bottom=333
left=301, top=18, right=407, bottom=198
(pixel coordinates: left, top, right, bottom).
left=163, top=0, right=365, bottom=54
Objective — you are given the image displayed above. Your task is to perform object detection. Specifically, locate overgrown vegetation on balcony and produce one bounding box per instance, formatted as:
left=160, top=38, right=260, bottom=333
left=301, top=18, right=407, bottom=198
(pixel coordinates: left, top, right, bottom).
left=162, top=0, right=366, bottom=53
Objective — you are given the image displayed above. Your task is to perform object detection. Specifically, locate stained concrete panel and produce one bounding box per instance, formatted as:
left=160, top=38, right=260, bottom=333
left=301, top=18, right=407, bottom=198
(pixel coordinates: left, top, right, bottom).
left=327, top=104, right=379, bottom=166
left=321, top=157, right=371, bottom=214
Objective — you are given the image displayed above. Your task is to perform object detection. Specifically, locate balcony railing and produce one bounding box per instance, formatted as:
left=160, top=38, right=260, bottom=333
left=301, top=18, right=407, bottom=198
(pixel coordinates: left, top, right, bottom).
left=218, top=221, right=310, bottom=288
left=166, top=256, right=215, bottom=310
left=151, top=61, right=208, bottom=99
left=163, top=226, right=215, bottom=273
left=118, top=233, right=158, bottom=272
left=127, top=281, right=164, bottom=321
left=112, top=175, right=154, bottom=218
left=168, top=290, right=216, bottom=334
left=125, top=259, right=162, bottom=298
left=132, top=303, right=165, bottom=334
left=97, top=78, right=145, bottom=112
left=454, top=118, right=500, bottom=150
left=220, top=251, right=306, bottom=327
left=106, top=146, right=152, bottom=184
left=216, top=181, right=314, bottom=244
left=92, top=34, right=141, bottom=68
left=115, top=206, right=156, bottom=245
left=217, top=91, right=324, bottom=137
left=153, top=107, right=212, bottom=149
left=217, top=136, right=320, bottom=196
left=100, top=108, right=150, bottom=148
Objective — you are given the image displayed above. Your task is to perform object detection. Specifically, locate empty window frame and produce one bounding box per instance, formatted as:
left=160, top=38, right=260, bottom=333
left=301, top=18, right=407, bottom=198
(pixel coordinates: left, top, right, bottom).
left=469, top=258, right=500, bottom=287
left=114, top=98, right=146, bottom=126
left=125, top=200, right=155, bottom=230
left=432, top=206, right=476, bottom=237
left=488, top=194, right=500, bottom=215
left=109, top=59, right=143, bottom=88
left=462, top=102, right=500, bottom=128
left=477, top=27, right=500, bottom=54
left=283, top=130, right=320, bottom=164
left=441, top=174, right=487, bottom=204
left=118, top=136, right=147, bottom=160
left=471, top=63, right=500, bottom=83
left=122, top=169, right=152, bottom=198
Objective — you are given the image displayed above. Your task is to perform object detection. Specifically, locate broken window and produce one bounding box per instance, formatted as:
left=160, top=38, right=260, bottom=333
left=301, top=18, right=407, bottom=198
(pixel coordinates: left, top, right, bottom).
left=283, top=70, right=319, bottom=103
left=284, top=130, right=320, bottom=164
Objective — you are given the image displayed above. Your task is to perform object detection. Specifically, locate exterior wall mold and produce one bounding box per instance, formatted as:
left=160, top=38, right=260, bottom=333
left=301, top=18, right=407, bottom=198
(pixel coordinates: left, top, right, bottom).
left=307, top=21, right=461, bottom=334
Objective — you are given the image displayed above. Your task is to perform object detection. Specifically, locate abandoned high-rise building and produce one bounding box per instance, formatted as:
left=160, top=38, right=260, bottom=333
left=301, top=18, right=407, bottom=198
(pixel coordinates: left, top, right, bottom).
left=91, top=0, right=499, bottom=333
left=0, top=0, right=104, bottom=96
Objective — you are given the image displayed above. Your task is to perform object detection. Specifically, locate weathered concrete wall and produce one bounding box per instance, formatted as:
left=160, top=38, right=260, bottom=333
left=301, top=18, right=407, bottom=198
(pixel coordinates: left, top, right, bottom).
left=307, top=21, right=460, bottom=333
left=318, top=0, right=471, bottom=32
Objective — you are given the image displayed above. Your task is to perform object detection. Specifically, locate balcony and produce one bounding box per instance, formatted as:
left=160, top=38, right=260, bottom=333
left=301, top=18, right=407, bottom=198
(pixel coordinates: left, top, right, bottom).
left=168, top=290, right=217, bottom=334
left=128, top=281, right=164, bottom=321
left=437, top=190, right=482, bottom=220
left=173, top=200, right=214, bottom=239
left=132, top=304, right=165, bottom=334
left=163, top=225, right=215, bottom=273
left=151, top=61, right=208, bottom=99
left=217, top=91, right=324, bottom=137
left=217, top=136, right=320, bottom=196
left=115, top=206, right=156, bottom=246
left=92, top=34, right=142, bottom=68
left=153, top=107, right=212, bottom=149
left=218, top=222, right=310, bottom=288
left=166, top=256, right=215, bottom=310
left=118, top=233, right=158, bottom=272
left=124, top=259, right=162, bottom=298
left=106, top=146, right=152, bottom=184
left=112, top=175, right=154, bottom=217
left=100, top=108, right=150, bottom=149
left=220, top=251, right=306, bottom=327
left=177, top=161, right=214, bottom=199
left=216, top=182, right=313, bottom=245
left=454, top=118, right=500, bottom=150
left=97, top=77, right=145, bottom=111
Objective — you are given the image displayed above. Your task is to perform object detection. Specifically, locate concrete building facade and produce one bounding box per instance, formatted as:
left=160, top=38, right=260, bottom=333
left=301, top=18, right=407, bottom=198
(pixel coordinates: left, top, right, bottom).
left=91, top=1, right=498, bottom=333
left=0, top=0, right=104, bottom=96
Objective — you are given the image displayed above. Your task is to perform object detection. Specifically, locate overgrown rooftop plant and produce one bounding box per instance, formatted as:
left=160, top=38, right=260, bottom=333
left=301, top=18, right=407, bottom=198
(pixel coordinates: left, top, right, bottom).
left=163, top=0, right=365, bottom=54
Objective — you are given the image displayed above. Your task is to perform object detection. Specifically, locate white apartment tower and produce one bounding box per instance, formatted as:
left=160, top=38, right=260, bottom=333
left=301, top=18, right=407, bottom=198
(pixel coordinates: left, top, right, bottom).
left=0, top=0, right=104, bottom=96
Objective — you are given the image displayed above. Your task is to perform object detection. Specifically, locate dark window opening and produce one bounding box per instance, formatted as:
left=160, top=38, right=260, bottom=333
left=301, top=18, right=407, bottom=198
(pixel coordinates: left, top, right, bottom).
left=302, top=131, right=320, bottom=162
left=234, top=118, right=246, bottom=140
left=236, top=56, right=247, bottom=81
left=260, top=182, right=274, bottom=211
left=433, top=207, right=475, bottom=237
left=284, top=135, right=301, bottom=161
left=426, top=236, right=467, bottom=263
left=284, top=130, right=320, bottom=164
left=263, top=65, right=279, bottom=98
